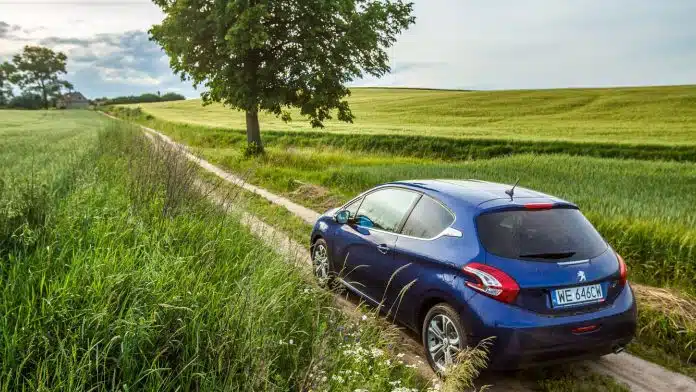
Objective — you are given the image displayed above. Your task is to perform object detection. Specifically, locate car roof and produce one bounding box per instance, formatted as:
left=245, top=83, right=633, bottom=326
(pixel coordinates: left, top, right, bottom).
left=383, top=179, right=575, bottom=214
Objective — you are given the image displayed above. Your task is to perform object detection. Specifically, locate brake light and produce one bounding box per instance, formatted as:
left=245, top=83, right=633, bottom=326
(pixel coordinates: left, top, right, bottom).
left=616, top=253, right=628, bottom=285
left=524, top=203, right=554, bottom=210
left=462, top=262, right=519, bottom=304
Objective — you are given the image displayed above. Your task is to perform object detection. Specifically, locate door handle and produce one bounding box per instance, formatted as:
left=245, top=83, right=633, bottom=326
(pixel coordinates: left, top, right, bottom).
left=377, top=244, right=390, bottom=254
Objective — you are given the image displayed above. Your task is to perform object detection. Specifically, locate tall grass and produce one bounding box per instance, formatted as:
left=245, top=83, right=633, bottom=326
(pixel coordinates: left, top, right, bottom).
left=1, top=117, right=438, bottom=391
left=0, top=111, right=102, bottom=255
left=629, top=286, right=696, bottom=378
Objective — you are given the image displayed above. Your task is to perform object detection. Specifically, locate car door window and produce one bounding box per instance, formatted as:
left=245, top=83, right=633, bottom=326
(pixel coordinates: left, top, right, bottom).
left=356, top=188, right=419, bottom=232
left=401, top=196, right=455, bottom=239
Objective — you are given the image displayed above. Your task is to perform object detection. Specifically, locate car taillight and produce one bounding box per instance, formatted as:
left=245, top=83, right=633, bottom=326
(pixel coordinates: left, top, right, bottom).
left=616, top=253, right=627, bottom=285
left=524, top=202, right=554, bottom=210
left=462, top=262, right=519, bottom=304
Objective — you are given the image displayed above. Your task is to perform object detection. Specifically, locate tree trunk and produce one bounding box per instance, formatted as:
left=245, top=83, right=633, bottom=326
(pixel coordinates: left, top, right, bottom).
left=245, top=110, right=263, bottom=154
left=41, top=85, right=48, bottom=110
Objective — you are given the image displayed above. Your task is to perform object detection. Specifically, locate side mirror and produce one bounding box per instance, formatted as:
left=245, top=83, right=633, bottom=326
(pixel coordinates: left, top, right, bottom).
left=335, top=210, right=350, bottom=224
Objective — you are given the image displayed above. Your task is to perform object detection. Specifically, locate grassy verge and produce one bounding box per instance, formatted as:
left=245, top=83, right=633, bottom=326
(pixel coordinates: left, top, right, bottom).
left=628, top=286, right=696, bottom=379
left=527, top=365, right=629, bottom=392
left=197, top=169, right=313, bottom=248
left=1, top=114, right=439, bottom=391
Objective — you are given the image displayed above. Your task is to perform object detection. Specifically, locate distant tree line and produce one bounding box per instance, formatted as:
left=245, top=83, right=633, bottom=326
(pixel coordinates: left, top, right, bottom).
left=94, top=91, right=186, bottom=106
left=0, top=45, right=73, bottom=109
left=0, top=45, right=187, bottom=110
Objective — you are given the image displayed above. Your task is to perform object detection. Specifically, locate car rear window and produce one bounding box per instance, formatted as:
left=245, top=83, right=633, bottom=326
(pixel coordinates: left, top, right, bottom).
left=476, top=208, right=607, bottom=262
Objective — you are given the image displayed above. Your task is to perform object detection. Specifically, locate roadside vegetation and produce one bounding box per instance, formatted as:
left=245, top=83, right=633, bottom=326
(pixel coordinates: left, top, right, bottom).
left=0, top=111, right=436, bottom=391
left=108, top=86, right=696, bottom=380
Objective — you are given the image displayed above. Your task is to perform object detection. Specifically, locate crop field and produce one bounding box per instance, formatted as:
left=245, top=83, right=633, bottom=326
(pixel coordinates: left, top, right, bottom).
left=111, top=85, right=696, bottom=378
left=127, top=85, right=696, bottom=146
left=0, top=111, right=429, bottom=391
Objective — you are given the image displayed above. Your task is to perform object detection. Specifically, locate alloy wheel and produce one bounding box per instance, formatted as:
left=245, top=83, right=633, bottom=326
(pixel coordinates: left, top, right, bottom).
left=312, top=242, right=329, bottom=285
left=427, top=313, right=461, bottom=371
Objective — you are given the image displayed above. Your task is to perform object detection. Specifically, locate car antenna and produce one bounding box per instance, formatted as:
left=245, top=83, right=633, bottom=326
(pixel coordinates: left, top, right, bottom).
left=505, top=178, right=520, bottom=201
left=504, top=153, right=539, bottom=201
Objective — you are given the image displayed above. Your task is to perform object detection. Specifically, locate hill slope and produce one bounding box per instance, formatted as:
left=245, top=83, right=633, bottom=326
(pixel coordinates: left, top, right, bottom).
left=131, top=85, right=696, bottom=146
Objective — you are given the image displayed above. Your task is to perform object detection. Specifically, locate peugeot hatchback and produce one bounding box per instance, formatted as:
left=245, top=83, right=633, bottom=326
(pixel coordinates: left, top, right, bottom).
left=309, top=180, right=636, bottom=372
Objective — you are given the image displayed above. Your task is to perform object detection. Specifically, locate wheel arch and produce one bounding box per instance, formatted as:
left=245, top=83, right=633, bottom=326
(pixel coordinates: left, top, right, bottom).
left=416, top=290, right=460, bottom=333
left=310, top=233, right=324, bottom=249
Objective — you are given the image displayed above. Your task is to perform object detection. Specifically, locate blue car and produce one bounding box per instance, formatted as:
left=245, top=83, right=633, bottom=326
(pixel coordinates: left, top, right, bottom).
left=310, top=180, right=636, bottom=372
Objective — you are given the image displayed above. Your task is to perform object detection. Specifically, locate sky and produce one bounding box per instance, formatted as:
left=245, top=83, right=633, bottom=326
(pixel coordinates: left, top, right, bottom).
left=1, top=0, right=695, bottom=99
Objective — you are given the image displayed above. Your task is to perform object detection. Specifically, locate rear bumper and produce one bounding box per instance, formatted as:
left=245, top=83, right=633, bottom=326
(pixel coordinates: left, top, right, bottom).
left=462, top=283, right=637, bottom=370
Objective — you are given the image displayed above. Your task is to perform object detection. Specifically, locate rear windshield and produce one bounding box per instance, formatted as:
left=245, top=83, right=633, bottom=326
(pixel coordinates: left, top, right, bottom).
left=476, top=208, right=607, bottom=262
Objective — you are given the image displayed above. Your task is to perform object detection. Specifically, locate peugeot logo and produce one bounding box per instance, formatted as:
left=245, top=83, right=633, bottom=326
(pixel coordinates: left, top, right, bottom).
left=577, top=271, right=587, bottom=282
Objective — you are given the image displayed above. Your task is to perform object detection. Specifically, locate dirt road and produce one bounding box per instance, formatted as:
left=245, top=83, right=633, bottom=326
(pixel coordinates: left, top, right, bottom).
left=105, top=112, right=696, bottom=392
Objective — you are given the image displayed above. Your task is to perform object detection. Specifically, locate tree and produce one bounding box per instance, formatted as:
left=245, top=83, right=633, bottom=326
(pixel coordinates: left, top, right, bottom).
left=8, top=92, right=43, bottom=110
left=0, top=62, right=15, bottom=106
left=150, top=0, right=415, bottom=153
left=11, top=46, right=73, bottom=109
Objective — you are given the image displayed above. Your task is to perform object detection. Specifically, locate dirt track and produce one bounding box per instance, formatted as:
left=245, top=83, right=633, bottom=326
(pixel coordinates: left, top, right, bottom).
left=104, top=112, right=696, bottom=391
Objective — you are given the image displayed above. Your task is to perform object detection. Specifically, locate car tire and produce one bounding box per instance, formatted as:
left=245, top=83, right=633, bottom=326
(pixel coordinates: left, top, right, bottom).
left=422, top=303, right=468, bottom=373
left=311, top=238, right=333, bottom=287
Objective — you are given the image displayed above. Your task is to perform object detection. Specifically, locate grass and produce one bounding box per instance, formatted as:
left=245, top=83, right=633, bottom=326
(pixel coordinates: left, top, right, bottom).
left=108, top=109, right=696, bottom=293
left=628, top=286, right=696, bottom=379
left=531, top=366, right=629, bottom=392
left=126, top=85, right=696, bottom=146
left=108, top=84, right=696, bottom=381
left=0, top=111, right=435, bottom=391
left=0, top=110, right=110, bottom=252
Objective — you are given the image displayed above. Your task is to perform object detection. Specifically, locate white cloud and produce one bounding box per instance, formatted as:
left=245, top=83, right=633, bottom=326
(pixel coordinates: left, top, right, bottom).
left=1, top=0, right=695, bottom=96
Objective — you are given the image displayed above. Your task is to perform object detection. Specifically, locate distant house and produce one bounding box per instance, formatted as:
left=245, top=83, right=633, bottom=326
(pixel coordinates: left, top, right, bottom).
left=58, top=92, right=90, bottom=109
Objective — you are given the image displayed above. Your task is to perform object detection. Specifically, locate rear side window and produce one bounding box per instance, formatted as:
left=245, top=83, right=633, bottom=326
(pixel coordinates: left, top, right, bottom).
left=401, top=196, right=454, bottom=239
left=356, top=188, right=419, bottom=232
left=476, top=208, right=607, bottom=261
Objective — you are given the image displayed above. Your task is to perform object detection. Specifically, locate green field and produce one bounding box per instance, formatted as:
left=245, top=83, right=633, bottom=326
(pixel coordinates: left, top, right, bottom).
left=113, top=89, right=696, bottom=294
left=112, top=84, right=696, bottom=377
left=129, top=85, right=696, bottom=146
left=0, top=111, right=430, bottom=391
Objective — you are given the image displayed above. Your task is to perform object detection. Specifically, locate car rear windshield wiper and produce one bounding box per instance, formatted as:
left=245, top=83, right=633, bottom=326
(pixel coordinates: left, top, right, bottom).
left=519, top=251, right=576, bottom=259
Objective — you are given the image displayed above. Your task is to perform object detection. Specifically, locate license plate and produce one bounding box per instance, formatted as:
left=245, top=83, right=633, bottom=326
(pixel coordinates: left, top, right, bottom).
left=551, top=284, right=604, bottom=308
